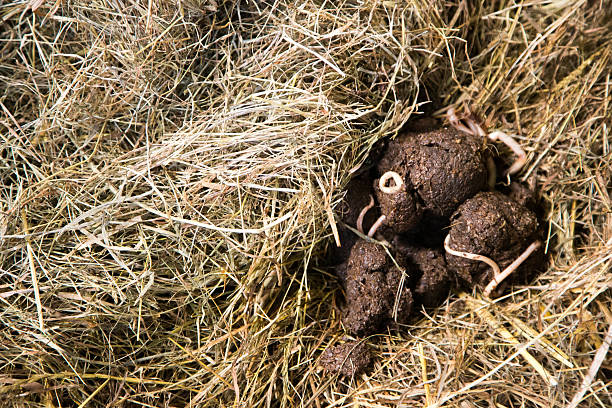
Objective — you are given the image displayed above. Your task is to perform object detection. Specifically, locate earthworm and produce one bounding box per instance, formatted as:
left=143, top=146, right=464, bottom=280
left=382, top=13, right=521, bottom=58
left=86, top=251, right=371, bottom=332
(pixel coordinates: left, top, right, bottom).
left=443, top=234, right=501, bottom=278
left=447, top=107, right=527, bottom=175
left=488, top=131, right=527, bottom=175
left=447, top=107, right=474, bottom=135
left=367, top=215, right=386, bottom=237
left=356, top=195, right=375, bottom=234
left=467, top=118, right=485, bottom=138
left=379, top=171, right=403, bottom=194
left=483, top=240, right=541, bottom=298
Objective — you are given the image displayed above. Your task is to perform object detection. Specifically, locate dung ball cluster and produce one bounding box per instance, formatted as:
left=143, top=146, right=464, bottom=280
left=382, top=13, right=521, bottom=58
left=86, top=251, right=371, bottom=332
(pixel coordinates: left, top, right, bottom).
left=332, top=127, right=542, bottom=339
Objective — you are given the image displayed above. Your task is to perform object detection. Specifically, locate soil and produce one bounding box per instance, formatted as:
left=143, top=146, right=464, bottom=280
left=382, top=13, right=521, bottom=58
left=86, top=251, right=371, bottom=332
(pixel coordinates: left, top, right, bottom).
left=321, top=340, right=373, bottom=377
left=445, top=191, right=541, bottom=286
left=342, top=240, right=413, bottom=336
left=377, top=127, right=490, bottom=219
left=400, top=215, right=450, bottom=248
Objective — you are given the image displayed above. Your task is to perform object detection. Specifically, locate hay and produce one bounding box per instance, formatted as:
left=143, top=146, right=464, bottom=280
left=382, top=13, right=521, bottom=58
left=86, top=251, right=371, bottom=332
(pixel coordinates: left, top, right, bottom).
left=1, top=0, right=610, bottom=406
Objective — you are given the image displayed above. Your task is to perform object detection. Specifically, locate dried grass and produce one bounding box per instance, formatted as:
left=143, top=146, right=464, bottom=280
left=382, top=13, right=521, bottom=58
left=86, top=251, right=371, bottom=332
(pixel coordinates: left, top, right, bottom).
left=1, top=0, right=610, bottom=407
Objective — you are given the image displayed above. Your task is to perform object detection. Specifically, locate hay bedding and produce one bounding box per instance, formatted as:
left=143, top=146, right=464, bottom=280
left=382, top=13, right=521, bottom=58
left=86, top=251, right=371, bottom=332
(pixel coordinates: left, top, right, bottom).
left=0, top=0, right=610, bottom=406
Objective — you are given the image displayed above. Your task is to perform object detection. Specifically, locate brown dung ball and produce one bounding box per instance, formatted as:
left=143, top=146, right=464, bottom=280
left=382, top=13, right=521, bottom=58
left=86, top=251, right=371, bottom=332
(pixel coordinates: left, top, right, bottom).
left=445, top=191, right=540, bottom=286
left=376, top=128, right=490, bottom=227
left=508, top=181, right=538, bottom=212
left=342, top=240, right=413, bottom=336
left=373, top=173, right=422, bottom=234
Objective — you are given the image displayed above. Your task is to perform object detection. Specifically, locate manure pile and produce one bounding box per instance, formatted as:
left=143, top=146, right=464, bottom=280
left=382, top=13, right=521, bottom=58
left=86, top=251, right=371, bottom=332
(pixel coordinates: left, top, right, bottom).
left=330, top=123, right=545, bottom=349
left=1, top=1, right=611, bottom=407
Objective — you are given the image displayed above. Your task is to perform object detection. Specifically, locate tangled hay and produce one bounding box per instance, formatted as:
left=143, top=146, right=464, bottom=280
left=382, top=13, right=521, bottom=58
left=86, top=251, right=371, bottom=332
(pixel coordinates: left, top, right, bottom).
left=1, top=0, right=610, bottom=406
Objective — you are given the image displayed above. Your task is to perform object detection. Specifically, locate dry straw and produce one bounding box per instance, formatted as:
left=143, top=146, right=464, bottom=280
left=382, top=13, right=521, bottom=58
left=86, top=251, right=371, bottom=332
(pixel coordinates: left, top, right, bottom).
left=1, top=0, right=610, bottom=407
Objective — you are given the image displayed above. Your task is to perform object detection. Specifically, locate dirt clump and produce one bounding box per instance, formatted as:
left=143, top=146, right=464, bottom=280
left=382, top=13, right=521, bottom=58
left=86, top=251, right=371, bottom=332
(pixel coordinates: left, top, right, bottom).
left=321, top=340, right=373, bottom=377
left=445, top=191, right=541, bottom=286
left=330, top=126, right=543, bottom=378
left=342, top=240, right=413, bottom=336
